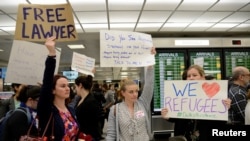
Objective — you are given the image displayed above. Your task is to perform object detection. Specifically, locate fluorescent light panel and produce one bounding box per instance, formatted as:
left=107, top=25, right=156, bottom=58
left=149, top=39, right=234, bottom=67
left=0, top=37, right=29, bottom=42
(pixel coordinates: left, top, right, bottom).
left=0, top=26, right=16, bottom=31
left=163, top=23, right=189, bottom=27
left=28, top=0, right=67, bottom=4
left=68, top=44, right=85, bottom=49
left=120, top=72, right=128, bottom=75
left=175, top=40, right=209, bottom=46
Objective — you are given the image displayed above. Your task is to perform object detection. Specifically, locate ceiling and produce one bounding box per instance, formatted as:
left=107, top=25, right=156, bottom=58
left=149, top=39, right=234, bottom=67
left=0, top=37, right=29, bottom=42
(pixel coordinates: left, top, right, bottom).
left=0, top=0, right=250, bottom=81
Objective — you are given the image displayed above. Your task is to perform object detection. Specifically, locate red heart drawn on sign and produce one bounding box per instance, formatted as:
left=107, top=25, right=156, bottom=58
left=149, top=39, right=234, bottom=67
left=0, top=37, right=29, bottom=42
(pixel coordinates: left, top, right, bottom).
left=202, top=82, right=220, bottom=98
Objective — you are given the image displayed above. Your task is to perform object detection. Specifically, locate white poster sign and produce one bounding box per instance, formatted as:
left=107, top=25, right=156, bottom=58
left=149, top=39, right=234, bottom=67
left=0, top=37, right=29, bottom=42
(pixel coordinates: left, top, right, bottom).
left=164, top=80, right=228, bottom=121
left=100, top=30, right=155, bottom=67
left=71, top=52, right=95, bottom=76
left=5, top=40, right=61, bottom=85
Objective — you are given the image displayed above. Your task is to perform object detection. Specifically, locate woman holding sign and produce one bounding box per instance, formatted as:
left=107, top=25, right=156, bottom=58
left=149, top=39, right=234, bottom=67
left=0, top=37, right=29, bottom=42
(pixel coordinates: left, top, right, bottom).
left=161, top=65, right=231, bottom=141
left=37, top=37, right=79, bottom=141
left=106, top=47, right=156, bottom=141
left=245, top=90, right=250, bottom=125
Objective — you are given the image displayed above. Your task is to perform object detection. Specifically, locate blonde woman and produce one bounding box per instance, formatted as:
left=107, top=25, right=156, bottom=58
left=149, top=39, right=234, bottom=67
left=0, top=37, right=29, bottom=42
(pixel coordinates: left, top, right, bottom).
left=106, top=47, right=156, bottom=141
left=162, top=65, right=231, bottom=141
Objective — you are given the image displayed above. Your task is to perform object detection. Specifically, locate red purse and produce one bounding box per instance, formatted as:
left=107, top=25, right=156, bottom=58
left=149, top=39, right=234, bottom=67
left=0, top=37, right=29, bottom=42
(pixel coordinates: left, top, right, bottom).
left=19, top=113, right=54, bottom=141
left=78, top=132, right=93, bottom=141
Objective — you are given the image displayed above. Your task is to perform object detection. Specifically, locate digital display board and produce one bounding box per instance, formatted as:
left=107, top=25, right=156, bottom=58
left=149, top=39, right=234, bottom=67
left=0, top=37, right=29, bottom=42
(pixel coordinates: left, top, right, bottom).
left=153, top=52, right=186, bottom=112
left=63, top=71, right=78, bottom=80
left=189, top=51, right=222, bottom=80
left=0, top=67, right=7, bottom=79
left=224, top=51, right=250, bottom=78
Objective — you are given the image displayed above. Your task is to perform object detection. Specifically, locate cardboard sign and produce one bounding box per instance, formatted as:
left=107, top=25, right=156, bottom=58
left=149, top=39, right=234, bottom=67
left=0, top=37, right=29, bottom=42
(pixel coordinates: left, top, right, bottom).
left=100, top=30, right=155, bottom=67
left=5, top=40, right=61, bottom=85
left=71, top=52, right=95, bottom=77
left=164, top=80, right=228, bottom=121
left=14, top=3, right=78, bottom=42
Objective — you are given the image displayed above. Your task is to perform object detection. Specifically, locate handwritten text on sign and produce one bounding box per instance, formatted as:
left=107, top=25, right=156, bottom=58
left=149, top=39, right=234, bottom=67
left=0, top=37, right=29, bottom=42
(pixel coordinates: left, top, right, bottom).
left=71, top=52, right=95, bottom=77
left=14, top=3, right=78, bottom=42
left=164, top=80, right=228, bottom=121
left=100, top=30, right=155, bottom=67
left=5, top=40, right=61, bottom=85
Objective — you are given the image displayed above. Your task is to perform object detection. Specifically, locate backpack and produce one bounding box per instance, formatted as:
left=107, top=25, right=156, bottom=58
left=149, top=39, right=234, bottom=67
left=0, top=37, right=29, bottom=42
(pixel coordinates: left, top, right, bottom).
left=0, top=107, right=31, bottom=137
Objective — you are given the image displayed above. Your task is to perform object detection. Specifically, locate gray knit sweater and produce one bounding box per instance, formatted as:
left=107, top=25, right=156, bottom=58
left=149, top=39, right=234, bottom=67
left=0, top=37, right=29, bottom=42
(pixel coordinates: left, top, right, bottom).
left=106, top=68, right=154, bottom=141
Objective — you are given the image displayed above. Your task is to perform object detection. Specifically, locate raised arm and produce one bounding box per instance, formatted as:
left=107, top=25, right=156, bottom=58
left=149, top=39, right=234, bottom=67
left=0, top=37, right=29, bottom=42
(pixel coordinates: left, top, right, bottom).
left=37, top=36, right=57, bottom=121
left=139, top=47, right=156, bottom=109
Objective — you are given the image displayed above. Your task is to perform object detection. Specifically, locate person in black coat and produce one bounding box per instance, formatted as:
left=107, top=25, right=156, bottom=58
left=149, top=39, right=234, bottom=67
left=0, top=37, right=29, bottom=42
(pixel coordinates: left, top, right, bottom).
left=74, top=76, right=104, bottom=141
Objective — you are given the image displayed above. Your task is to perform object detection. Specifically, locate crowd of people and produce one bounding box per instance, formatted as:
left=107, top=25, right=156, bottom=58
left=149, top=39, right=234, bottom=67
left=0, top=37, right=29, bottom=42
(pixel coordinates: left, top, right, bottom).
left=0, top=36, right=249, bottom=141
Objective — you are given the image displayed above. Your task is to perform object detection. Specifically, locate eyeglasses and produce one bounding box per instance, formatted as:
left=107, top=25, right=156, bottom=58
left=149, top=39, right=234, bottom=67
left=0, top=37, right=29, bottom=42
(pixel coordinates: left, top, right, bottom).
left=242, top=74, right=250, bottom=77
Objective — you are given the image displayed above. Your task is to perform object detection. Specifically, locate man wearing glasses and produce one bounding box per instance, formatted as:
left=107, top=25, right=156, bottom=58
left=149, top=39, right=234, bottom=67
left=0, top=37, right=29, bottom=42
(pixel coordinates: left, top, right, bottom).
left=228, top=66, right=250, bottom=125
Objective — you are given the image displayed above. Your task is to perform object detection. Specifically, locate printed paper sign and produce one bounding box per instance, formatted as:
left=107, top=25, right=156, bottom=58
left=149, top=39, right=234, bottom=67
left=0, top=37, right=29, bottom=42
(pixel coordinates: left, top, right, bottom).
left=193, top=57, right=204, bottom=68
left=164, top=80, right=228, bottom=121
left=71, top=52, right=95, bottom=77
left=5, top=40, right=61, bottom=85
left=14, top=3, right=78, bottom=42
left=0, top=92, right=14, bottom=99
left=100, top=30, right=155, bottom=67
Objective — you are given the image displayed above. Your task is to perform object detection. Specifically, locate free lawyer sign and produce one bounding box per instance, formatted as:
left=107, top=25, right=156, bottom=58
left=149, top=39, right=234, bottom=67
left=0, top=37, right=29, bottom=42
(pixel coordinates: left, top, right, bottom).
left=14, top=3, right=78, bottom=42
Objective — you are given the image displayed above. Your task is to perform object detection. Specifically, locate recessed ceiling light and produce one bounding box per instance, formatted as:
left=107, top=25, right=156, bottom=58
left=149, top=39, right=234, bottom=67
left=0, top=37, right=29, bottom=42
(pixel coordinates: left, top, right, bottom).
left=0, top=49, right=3, bottom=51
left=67, top=44, right=85, bottom=49
left=121, top=72, right=128, bottom=75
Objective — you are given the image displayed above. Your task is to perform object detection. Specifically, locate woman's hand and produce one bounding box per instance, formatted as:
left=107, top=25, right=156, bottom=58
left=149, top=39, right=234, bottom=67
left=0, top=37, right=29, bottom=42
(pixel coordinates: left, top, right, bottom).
left=161, top=108, right=169, bottom=119
left=45, top=36, right=56, bottom=56
left=151, top=46, right=156, bottom=55
left=223, top=98, right=231, bottom=109
left=147, top=46, right=157, bottom=69
left=92, top=67, right=96, bottom=74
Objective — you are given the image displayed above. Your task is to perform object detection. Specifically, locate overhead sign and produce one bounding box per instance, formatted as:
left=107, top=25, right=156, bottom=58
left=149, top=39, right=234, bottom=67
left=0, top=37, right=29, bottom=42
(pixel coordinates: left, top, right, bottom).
left=14, top=3, right=78, bottom=42
left=100, top=30, right=155, bottom=67
left=164, top=80, right=228, bottom=121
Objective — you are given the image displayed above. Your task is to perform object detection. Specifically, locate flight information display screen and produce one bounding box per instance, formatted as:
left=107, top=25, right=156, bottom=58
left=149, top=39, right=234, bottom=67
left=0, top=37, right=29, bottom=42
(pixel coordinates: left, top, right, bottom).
left=224, top=51, right=250, bottom=78
left=189, top=51, right=222, bottom=80
left=153, top=52, right=186, bottom=112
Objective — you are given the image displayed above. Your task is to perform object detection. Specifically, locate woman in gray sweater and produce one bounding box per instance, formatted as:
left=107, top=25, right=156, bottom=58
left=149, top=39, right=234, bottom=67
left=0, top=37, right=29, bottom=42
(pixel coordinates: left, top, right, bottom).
left=106, top=47, right=156, bottom=141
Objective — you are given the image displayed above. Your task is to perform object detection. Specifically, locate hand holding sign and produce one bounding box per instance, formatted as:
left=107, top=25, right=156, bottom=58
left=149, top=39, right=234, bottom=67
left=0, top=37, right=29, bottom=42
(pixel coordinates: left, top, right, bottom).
left=161, top=108, right=169, bottom=120
left=45, top=36, right=57, bottom=56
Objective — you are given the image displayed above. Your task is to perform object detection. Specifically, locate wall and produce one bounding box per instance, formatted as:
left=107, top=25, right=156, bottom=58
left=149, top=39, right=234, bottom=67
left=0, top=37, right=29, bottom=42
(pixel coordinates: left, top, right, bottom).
left=153, top=37, right=250, bottom=48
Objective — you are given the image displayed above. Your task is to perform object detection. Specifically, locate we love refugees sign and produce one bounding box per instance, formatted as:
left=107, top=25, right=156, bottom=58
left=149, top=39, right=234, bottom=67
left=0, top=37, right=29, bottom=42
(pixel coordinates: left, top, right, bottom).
left=14, top=3, right=78, bottom=42
left=164, top=80, right=228, bottom=121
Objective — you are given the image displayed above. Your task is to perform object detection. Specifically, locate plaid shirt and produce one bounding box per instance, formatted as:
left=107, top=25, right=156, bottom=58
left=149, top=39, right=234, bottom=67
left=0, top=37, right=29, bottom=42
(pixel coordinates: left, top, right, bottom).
left=228, top=83, right=247, bottom=124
